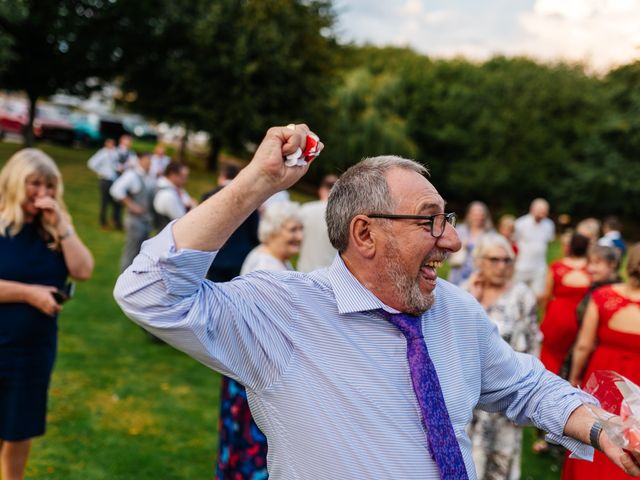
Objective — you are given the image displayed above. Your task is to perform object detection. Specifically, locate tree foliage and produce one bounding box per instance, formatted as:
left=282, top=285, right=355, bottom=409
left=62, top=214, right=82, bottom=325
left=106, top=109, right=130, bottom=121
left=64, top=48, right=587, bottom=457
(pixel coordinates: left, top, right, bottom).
left=119, top=0, right=338, bottom=169
left=323, top=49, right=639, bottom=226
left=0, top=0, right=123, bottom=144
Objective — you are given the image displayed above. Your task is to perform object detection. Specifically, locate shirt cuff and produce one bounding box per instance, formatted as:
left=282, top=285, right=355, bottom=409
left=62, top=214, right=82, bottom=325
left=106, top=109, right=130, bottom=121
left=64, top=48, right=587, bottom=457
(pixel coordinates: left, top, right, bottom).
left=137, top=220, right=218, bottom=296
left=545, top=391, right=599, bottom=461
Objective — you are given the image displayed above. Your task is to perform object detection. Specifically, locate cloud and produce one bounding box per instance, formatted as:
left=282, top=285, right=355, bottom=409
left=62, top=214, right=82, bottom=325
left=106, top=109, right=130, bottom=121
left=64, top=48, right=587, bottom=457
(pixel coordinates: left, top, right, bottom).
left=334, top=0, right=640, bottom=71
left=514, top=0, right=640, bottom=71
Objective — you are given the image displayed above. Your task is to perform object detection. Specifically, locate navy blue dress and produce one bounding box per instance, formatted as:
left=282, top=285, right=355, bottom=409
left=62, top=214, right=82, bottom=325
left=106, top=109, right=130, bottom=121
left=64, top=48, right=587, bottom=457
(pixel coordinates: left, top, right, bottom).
left=0, top=223, right=68, bottom=440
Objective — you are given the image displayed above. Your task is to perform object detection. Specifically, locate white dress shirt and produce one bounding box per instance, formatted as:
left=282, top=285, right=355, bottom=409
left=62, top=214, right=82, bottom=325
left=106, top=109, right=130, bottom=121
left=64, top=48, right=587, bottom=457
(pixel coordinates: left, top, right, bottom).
left=109, top=167, right=156, bottom=202
left=152, top=177, right=193, bottom=220
left=87, top=147, right=119, bottom=181
left=514, top=214, right=555, bottom=273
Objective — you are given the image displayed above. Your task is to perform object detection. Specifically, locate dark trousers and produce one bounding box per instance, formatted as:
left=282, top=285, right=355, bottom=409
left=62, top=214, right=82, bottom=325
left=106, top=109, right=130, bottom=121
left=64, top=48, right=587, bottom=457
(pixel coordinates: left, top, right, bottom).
left=99, top=178, right=122, bottom=229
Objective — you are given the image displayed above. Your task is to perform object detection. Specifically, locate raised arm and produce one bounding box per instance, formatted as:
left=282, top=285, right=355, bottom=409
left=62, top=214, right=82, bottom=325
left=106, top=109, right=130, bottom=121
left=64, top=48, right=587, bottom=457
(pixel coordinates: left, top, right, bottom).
left=172, top=124, right=318, bottom=251
left=33, top=196, right=94, bottom=281
left=114, top=124, right=321, bottom=389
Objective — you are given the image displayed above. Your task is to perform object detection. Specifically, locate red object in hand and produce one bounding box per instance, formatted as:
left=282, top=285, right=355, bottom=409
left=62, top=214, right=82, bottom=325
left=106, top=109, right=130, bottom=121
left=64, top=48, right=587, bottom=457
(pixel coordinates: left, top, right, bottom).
left=302, top=133, right=321, bottom=162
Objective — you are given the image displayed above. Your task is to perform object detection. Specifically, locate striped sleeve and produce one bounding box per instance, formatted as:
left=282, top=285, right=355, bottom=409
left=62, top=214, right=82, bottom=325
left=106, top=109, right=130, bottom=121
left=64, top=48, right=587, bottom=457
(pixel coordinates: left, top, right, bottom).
left=476, top=312, right=596, bottom=459
left=113, top=222, right=296, bottom=391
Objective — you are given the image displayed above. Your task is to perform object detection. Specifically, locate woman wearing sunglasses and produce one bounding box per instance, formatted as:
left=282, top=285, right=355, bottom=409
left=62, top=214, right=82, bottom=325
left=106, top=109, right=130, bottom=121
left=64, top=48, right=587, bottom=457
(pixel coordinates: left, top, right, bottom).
left=463, top=233, right=540, bottom=480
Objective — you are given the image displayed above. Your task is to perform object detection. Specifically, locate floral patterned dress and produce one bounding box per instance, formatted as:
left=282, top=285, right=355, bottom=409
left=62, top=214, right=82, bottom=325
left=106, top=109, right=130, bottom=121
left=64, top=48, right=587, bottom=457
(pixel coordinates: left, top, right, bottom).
left=465, top=282, right=540, bottom=480
left=216, top=249, right=292, bottom=480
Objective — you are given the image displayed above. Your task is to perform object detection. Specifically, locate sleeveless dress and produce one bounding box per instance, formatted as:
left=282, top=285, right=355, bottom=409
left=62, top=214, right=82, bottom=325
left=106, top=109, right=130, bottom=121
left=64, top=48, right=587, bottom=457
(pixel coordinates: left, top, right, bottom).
left=562, top=285, right=640, bottom=480
left=539, top=260, right=591, bottom=374
left=0, top=223, right=68, bottom=440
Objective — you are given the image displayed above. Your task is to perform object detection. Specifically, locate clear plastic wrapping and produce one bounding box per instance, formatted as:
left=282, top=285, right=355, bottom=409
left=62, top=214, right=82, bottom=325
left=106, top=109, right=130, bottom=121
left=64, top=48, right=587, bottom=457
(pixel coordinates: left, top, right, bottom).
left=583, top=370, right=640, bottom=450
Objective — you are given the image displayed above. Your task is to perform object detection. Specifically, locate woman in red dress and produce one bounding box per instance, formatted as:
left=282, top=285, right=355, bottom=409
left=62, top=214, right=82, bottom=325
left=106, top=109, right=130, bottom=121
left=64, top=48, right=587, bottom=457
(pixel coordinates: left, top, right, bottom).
left=563, top=244, right=640, bottom=480
left=539, top=233, right=592, bottom=374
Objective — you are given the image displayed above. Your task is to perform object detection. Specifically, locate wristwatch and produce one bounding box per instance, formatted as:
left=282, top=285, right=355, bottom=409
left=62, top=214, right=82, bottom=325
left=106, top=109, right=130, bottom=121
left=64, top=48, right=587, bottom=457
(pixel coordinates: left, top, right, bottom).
left=589, top=421, right=603, bottom=451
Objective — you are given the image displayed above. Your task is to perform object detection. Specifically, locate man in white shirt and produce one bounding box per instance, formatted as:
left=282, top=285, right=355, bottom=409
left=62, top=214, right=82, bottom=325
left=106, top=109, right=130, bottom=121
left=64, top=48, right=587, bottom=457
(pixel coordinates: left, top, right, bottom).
left=114, top=134, right=137, bottom=174
left=110, top=152, right=156, bottom=272
left=87, top=138, right=121, bottom=229
left=513, top=198, right=555, bottom=298
left=149, top=144, right=171, bottom=178
left=296, top=174, right=338, bottom=272
left=153, top=162, right=196, bottom=230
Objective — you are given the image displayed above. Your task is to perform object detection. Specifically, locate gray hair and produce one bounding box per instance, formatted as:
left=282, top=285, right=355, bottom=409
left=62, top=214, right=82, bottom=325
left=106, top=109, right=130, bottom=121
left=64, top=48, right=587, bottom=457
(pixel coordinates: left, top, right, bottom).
left=258, top=201, right=301, bottom=243
left=473, top=233, right=515, bottom=265
left=326, top=156, right=428, bottom=252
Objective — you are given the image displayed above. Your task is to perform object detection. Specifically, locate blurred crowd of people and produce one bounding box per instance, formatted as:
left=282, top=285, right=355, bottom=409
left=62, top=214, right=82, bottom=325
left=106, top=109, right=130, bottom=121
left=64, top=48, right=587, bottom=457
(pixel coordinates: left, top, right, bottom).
left=87, top=135, right=196, bottom=272
left=449, top=197, right=638, bottom=480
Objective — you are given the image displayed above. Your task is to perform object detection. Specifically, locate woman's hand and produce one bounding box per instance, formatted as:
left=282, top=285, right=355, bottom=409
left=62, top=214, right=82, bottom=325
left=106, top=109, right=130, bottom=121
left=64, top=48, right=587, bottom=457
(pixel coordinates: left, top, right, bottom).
left=25, top=284, right=62, bottom=316
left=33, top=196, right=66, bottom=231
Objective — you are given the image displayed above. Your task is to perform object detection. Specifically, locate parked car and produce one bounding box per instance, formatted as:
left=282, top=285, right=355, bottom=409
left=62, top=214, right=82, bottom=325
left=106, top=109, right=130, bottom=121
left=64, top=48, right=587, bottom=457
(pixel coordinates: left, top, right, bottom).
left=122, top=114, right=158, bottom=142
left=0, top=100, right=75, bottom=145
left=70, top=112, right=127, bottom=146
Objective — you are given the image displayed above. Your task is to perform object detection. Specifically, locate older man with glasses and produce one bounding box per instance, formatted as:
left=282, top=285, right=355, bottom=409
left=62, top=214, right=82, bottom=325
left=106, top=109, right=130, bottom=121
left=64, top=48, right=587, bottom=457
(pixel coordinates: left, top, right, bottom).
left=115, top=124, right=640, bottom=479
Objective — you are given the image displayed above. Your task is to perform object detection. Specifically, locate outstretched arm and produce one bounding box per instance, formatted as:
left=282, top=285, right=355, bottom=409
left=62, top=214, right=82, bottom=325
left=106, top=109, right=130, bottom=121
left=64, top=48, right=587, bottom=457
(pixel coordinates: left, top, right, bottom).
left=172, top=124, right=318, bottom=251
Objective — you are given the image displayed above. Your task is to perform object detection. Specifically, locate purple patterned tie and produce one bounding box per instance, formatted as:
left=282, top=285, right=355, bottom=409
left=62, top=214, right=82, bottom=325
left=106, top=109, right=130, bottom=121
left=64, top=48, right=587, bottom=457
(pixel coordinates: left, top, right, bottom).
left=379, top=310, right=468, bottom=479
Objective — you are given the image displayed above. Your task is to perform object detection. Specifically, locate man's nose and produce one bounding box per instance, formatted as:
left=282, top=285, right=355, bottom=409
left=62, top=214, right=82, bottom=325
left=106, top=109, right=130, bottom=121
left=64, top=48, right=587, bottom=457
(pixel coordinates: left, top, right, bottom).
left=436, top=222, right=461, bottom=252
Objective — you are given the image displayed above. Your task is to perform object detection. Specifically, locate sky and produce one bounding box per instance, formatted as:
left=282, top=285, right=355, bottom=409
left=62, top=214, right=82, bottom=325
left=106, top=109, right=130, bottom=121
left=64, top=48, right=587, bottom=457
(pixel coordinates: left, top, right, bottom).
left=333, top=0, right=640, bottom=72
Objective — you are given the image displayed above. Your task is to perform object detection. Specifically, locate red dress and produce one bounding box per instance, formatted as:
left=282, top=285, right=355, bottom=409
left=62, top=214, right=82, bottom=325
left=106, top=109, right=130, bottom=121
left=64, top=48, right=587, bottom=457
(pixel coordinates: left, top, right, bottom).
left=562, top=285, right=640, bottom=480
left=539, top=260, right=591, bottom=374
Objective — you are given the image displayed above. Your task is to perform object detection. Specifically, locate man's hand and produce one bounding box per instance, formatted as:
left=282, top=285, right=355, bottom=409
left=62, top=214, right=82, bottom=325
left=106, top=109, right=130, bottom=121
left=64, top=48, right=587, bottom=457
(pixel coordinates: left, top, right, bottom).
left=600, top=430, right=640, bottom=476
left=172, top=123, right=322, bottom=252
left=242, top=124, right=322, bottom=195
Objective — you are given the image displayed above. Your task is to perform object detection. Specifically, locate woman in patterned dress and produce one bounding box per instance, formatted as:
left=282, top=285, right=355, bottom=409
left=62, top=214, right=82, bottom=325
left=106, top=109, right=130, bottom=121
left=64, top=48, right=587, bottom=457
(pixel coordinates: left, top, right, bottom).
left=563, top=244, right=640, bottom=480
left=216, top=201, right=303, bottom=480
left=464, top=234, right=540, bottom=480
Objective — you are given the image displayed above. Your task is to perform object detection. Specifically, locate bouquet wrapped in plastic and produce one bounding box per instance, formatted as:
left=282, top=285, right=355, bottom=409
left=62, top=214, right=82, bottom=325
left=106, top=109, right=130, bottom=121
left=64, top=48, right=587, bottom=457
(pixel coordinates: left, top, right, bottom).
left=583, top=370, right=640, bottom=450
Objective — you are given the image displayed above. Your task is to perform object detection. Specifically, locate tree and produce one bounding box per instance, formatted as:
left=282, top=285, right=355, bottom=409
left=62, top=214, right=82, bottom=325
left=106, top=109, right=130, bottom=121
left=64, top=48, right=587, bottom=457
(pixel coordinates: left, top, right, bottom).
left=0, top=0, right=124, bottom=145
left=120, top=0, right=339, bottom=170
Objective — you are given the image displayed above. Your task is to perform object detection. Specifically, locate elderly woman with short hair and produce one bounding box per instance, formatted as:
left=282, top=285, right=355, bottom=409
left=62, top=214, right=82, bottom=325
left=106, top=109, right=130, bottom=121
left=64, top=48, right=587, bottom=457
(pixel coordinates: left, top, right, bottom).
left=217, top=200, right=303, bottom=480
left=463, top=233, right=539, bottom=480
left=240, top=201, right=303, bottom=274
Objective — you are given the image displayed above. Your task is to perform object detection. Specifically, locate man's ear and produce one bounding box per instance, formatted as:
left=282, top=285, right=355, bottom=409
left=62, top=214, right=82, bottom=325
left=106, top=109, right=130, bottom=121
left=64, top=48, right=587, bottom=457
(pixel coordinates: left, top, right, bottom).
left=349, top=215, right=377, bottom=259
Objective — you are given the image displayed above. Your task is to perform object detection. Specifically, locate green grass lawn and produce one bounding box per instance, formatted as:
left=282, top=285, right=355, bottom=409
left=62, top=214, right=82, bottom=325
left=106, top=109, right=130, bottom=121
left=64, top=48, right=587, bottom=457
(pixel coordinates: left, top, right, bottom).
left=0, top=141, right=565, bottom=479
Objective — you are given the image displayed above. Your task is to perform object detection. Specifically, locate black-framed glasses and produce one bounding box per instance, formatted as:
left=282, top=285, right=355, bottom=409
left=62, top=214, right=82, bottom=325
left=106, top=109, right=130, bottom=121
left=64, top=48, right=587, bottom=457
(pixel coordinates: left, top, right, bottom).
left=482, top=256, right=514, bottom=265
left=366, top=212, right=457, bottom=238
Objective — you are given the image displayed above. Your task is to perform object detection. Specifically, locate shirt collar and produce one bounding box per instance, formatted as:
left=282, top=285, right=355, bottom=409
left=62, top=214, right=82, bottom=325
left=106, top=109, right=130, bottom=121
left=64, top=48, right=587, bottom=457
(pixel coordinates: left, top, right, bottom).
left=325, top=254, right=401, bottom=315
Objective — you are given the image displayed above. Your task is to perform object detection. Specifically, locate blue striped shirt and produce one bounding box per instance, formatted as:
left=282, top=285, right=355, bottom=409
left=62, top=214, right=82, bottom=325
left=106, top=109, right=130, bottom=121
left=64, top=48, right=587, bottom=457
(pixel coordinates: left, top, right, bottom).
left=114, top=225, right=595, bottom=479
